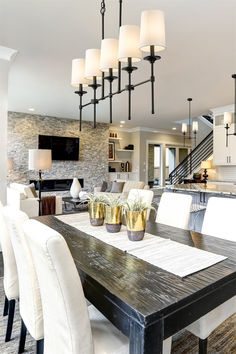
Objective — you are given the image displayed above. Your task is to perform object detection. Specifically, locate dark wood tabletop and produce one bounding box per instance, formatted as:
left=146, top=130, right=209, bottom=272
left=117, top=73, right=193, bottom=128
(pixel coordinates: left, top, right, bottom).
left=36, top=215, right=236, bottom=354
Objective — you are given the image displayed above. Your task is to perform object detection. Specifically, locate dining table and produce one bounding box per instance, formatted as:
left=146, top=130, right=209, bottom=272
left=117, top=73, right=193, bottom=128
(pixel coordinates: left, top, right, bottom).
left=36, top=214, right=236, bottom=354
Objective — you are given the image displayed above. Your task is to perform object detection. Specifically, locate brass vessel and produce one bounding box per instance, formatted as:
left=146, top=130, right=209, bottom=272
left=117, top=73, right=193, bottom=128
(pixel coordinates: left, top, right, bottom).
left=105, top=205, right=122, bottom=233
left=88, top=202, right=104, bottom=226
left=126, top=210, right=147, bottom=241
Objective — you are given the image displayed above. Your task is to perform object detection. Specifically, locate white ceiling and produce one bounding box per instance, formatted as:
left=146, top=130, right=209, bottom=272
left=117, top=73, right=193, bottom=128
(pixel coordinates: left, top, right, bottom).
left=1, top=0, right=236, bottom=132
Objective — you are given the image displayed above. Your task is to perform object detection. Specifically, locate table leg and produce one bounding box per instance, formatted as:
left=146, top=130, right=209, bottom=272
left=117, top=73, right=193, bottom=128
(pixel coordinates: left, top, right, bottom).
left=129, top=320, right=163, bottom=354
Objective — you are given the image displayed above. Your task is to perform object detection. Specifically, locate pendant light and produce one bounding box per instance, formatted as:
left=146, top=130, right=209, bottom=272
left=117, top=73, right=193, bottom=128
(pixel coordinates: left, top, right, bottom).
left=71, top=0, right=166, bottom=130
left=182, top=98, right=198, bottom=147
left=85, top=49, right=102, bottom=129
left=224, top=74, right=236, bottom=147
left=71, top=59, right=89, bottom=131
left=100, top=38, right=119, bottom=123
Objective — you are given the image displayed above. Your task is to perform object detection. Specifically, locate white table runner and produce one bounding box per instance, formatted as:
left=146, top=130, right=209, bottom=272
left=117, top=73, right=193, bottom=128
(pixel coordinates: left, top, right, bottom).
left=56, top=213, right=227, bottom=278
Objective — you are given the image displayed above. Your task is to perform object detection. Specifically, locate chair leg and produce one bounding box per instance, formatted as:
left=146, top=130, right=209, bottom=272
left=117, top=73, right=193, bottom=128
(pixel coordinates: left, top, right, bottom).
left=199, top=338, right=208, bottom=354
left=3, top=296, right=9, bottom=316
left=36, top=339, right=44, bottom=354
left=5, top=299, right=15, bottom=342
left=18, top=319, right=27, bottom=353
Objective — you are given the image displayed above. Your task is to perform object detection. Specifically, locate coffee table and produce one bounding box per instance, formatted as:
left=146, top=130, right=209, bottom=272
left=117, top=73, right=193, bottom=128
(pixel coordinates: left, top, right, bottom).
left=62, top=197, right=88, bottom=211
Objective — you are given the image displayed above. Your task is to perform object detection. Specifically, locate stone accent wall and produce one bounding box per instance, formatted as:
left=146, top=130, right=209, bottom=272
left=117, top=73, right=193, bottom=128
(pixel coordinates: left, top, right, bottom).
left=7, top=112, right=109, bottom=192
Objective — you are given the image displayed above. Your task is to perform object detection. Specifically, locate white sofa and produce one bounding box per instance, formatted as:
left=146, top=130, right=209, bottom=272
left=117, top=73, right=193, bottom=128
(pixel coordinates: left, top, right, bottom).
left=7, top=183, right=62, bottom=218
left=94, top=180, right=150, bottom=200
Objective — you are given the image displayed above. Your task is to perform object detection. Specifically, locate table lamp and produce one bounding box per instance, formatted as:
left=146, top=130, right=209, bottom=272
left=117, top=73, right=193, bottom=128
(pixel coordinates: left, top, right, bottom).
left=8, top=157, right=14, bottom=170
left=200, top=160, right=212, bottom=183
left=28, top=149, right=52, bottom=216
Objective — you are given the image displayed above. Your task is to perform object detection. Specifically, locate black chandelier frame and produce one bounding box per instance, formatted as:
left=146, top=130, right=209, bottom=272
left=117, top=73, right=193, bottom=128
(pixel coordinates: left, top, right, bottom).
left=74, top=0, right=161, bottom=130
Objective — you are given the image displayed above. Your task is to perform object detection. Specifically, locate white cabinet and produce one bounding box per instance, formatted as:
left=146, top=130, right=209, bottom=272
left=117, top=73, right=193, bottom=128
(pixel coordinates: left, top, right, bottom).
left=213, top=125, right=236, bottom=166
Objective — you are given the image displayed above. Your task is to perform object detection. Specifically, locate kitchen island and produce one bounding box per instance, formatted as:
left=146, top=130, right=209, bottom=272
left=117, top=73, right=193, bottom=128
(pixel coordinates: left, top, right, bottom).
left=165, top=183, right=236, bottom=232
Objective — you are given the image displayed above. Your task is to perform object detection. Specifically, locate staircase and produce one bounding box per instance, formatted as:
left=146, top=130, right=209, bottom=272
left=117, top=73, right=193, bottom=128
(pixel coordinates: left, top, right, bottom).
left=169, top=131, right=213, bottom=184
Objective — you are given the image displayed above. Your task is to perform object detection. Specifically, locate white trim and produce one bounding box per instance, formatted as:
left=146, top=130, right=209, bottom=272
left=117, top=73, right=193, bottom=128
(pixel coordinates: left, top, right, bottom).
left=110, top=126, right=183, bottom=136
left=210, top=104, right=234, bottom=115
left=0, top=46, right=18, bottom=62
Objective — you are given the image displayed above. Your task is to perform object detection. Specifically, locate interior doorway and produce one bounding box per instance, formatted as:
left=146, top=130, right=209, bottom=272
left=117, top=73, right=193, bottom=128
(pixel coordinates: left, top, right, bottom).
left=148, top=145, right=177, bottom=187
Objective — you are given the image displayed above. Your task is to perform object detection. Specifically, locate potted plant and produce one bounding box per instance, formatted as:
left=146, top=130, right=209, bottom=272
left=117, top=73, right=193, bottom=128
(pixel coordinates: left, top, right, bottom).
left=123, top=199, right=150, bottom=241
left=87, top=194, right=105, bottom=226
left=104, top=195, right=123, bottom=233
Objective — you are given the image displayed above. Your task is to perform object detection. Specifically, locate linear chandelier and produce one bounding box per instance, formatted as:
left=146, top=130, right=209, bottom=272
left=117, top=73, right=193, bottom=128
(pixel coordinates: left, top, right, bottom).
left=224, top=74, right=236, bottom=147
left=182, top=98, right=198, bottom=147
left=71, top=0, right=166, bottom=131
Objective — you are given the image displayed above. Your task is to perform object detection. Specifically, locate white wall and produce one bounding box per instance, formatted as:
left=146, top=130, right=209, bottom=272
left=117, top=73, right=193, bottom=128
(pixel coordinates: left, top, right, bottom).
left=0, top=59, right=10, bottom=204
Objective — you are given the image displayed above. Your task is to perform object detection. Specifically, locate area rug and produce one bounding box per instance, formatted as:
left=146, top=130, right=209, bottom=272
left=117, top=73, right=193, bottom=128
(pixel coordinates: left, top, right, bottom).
left=0, top=277, right=235, bottom=353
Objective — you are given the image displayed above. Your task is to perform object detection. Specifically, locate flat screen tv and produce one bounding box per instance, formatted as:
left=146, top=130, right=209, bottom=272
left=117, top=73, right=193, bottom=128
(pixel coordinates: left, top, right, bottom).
left=38, top=135, right=79, bottom=161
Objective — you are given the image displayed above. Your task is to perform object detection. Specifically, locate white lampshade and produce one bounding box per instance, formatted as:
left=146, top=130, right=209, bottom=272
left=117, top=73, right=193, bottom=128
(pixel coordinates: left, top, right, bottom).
left=140, top=10, right=166, bottom=52
left=100, top=38, right=119, bottom=72
left=224, top=112, right=232, bottom=125
left=71, top=58, right=89, bottom=87
left=118, top=25, right=142, bottom=63
left=182, top=123, right=187, bottom=133
left=85, top=49, right=102, bottom=79
left=192, top=121, right=198, bottom=132
left=28, top=149, right=52, bottom=171
left=201, top=160, right=212, bottom=169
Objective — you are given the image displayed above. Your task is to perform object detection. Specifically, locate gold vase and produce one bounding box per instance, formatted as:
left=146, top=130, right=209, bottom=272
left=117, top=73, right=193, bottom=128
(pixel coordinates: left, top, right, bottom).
left=105, top=205, right=122, bottom=233
left=88, top=202, right=104, bottom=226
left=125, top=210, right=147, bottom=241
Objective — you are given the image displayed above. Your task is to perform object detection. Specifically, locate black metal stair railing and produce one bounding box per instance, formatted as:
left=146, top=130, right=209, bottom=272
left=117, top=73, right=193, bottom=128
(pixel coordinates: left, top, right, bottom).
left=169, top=131, right=213, bottom=185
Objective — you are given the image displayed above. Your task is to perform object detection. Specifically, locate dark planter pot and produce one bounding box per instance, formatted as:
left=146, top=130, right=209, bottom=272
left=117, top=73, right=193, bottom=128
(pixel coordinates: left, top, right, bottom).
left=127, top=230, right=145, bottom=241
left=105, top=223, right=122, bottom=233
left=90, top=218, right=104, bottom=226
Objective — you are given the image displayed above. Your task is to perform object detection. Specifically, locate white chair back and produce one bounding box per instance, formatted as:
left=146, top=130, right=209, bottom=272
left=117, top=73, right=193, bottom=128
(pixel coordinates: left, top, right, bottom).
left=156, top=192, right=192, bottom=230
left=23, top=219, right=93, bottom=354
left=3, top=206, right=43, bottom=340
left=0, top=202, right=19, bottom=300
left=202, top=197, right=236, bottom=241
left=127, top=189, right=154, bottom=219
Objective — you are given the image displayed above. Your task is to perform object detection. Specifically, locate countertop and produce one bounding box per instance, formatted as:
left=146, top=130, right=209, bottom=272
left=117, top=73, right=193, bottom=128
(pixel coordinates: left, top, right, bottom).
left=165, top=183, right=236, bottom=196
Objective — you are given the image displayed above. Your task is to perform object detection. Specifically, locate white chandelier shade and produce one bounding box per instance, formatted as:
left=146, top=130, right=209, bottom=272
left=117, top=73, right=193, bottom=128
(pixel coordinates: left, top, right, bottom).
left=140, top=10, right=166, bottom=52
left=118, top=25, right=142, bottom=62
left=224, top=111, right=232, bottom=125
left=192, top=121, right=198, bottom=132
left=71, top=58, right=89, bottom=87
left=100, top=38, right=119, bottom=72
left=182, top=123, right=188, bottom=133
left=85, top=49, right=102, bottom=79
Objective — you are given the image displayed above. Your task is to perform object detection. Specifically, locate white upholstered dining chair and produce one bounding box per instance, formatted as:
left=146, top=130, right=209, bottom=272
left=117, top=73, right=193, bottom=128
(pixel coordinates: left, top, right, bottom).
left=0, top=202, right=19, bottom=342
left=3, top=207, right=44, bottom=354
left=156, top=192, right=192, bottom=230
left=23, top=219, right=172, bottom=354
left=186, top=197, right=236, bottom=353
left=127, top=189, right=154, bottom=219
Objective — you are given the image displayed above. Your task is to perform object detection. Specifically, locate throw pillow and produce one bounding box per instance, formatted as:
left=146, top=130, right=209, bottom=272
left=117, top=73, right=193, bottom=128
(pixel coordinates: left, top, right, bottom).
left=24, top=183, right=38, bottom=198
left=101, top=181, right=108, bottom=192
left=106, top=182, right=112, bottom=192
left=110, top=181, right=125, bottom=193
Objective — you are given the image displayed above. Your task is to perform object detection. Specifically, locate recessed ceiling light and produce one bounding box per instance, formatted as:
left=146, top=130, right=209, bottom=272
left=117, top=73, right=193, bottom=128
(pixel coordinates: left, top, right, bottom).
left=120, top=125, right=123, bottom=128
left=28, top=108, right=35, bottom=112
left=172, top=127, right=177, bottom=130
left=120, top=121, right=125, bottom=124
